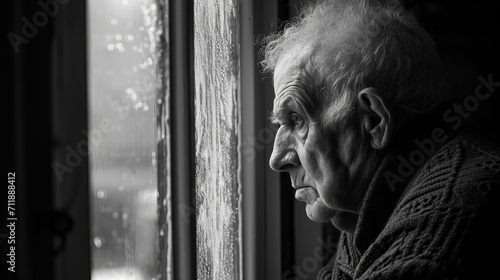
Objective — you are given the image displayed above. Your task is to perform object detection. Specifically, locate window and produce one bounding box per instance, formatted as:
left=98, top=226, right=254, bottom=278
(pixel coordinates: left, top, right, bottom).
left=87, top=0, right=171, bottom=279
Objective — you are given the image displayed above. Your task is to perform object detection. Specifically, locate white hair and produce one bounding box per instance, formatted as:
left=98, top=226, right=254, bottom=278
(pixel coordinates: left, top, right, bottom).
left=261, top=0, right=448, bottom=128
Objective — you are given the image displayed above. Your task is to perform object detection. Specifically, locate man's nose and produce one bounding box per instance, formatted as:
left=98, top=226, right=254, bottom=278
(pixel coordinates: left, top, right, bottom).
left=269, top=131, right=299, bottom=172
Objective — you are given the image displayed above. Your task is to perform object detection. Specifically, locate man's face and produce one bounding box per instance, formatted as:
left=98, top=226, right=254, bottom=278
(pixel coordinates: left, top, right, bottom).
left=269, top=53, right=374, bottom=231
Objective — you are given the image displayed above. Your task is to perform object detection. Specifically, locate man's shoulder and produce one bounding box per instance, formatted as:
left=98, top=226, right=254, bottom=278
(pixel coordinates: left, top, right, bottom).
left=359, top=132, right=500, bottom=279
left=397, top=131, right=500, bottom=215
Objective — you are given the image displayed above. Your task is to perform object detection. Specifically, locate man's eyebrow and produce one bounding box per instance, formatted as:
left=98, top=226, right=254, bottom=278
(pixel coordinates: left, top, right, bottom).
left=268, top=110, right=286, bottom=124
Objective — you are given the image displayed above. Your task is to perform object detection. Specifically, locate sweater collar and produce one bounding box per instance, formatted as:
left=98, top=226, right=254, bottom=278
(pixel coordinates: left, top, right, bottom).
left=352, top=142, right=408, bottom=253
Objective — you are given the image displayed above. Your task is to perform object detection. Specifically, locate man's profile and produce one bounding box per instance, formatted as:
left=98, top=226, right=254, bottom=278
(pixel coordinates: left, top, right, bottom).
left=261, top=0, right=500, bottom=279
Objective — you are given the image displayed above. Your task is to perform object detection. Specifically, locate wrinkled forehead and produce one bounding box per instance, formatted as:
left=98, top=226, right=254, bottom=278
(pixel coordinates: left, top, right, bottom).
left=271, top=46, right=325, bottom=118
left=273, top=46, right=315, bottom=94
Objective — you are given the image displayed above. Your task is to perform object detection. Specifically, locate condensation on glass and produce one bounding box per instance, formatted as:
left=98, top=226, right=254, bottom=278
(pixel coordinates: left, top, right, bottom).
left=87, top=0, right=171, bottom=279
left=194, top=0, right=241, bottom=279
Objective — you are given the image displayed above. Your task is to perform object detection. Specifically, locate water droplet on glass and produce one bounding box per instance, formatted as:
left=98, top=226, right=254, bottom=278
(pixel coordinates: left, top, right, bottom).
left=127, top=35, right=134, bottom=41
left=115, top=43, right=125, bottom=53
left=107, top=44, right=115, bottom=51
left=93, top=237, right=102, bottom=248
left=118, top=185, right=125, bottom=192
left=115, top=34, right=122, bottom=41
left=111, top=18, right=118, bottom=25
left=125, top=88, right=138, bottom=100
left=112, top=212, right=119, bottom=219
left=159, top=229, right=164, bottom=236
left=97, top=190, right=105, bottom=199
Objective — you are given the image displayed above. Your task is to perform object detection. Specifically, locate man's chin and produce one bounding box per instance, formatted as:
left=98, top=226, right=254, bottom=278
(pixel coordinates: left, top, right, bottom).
left=305, top=203, right=335, bottom=223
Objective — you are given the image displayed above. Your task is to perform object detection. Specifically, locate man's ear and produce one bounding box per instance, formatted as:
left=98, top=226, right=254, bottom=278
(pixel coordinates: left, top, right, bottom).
left=357, top=87, right=393, bottom=150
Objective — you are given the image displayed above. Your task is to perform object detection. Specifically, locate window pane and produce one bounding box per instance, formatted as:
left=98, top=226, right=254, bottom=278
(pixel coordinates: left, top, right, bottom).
left=194, top=0, right=241, bottom=279
left=87, top=0, right=171, bottom=279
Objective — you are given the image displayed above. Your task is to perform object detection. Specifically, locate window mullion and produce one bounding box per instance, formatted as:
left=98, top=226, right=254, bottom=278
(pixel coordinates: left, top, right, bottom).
left=169, top=0, right=197, bottom=279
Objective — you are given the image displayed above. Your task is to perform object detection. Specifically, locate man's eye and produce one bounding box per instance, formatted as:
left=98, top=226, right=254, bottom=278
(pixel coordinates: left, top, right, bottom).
left=290, top=113, right=304, bottom=128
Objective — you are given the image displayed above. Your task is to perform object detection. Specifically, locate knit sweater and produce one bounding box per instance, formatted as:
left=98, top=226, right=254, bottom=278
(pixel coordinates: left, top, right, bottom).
left=317, top=127, right=500, bottom=280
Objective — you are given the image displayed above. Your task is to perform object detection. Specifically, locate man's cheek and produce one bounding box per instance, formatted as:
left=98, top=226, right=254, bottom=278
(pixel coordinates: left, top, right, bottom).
left=304, top=124, right=321, bottom=143
left=321, top=161, right=350, bottom=205
left=300, top=147, right=324, bottom=181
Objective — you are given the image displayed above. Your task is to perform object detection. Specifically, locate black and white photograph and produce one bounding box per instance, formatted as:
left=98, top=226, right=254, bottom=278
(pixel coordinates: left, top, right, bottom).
left=2, top=0, right=500, bottom=279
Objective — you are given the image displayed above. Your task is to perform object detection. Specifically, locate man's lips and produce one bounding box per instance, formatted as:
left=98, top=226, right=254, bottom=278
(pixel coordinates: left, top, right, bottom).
left=294, top=186, right=317, bottom=204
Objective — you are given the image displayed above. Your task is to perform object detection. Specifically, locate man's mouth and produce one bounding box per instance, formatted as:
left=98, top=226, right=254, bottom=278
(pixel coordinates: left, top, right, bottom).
left=294, top=186, right=317, bottom=204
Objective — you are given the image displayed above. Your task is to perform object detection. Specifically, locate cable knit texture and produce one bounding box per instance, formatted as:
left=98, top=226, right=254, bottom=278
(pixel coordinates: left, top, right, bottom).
left=317, top=130, right=500, bottom=280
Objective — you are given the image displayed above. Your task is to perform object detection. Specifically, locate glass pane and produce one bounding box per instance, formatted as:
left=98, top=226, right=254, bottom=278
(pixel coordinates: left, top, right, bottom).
left=87, top=0, right=171, bottom=279
left=194, top=0, right=241, bottom=279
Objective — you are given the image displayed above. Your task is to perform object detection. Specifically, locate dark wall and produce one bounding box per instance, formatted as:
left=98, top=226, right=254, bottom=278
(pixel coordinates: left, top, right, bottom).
left=2, top=1, right=89, bottom=279
left=2, top=0, right=54, bottom=279
left=403, top=0, right=500, bottom=141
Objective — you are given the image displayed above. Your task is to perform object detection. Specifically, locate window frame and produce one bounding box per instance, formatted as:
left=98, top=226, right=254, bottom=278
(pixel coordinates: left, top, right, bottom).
left=169, top=0, right=196, bottom=279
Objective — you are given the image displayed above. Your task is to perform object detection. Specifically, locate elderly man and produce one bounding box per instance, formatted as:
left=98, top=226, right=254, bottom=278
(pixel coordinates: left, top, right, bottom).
left=263, top=0, right=500, bottom=279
